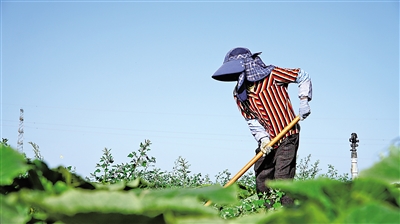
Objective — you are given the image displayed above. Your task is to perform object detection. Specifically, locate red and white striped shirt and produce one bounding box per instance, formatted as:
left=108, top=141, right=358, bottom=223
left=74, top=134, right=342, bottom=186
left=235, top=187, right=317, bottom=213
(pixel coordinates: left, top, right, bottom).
left=234, top=67, right=300, bottom=145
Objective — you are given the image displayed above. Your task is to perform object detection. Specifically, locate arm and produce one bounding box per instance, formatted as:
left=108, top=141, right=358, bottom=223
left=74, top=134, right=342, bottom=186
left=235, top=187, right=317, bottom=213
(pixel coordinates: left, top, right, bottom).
left=271, top=67, right=312, bottom=98
left=234, top=85, right=272, bottom=154
left=247, top=119, right=272, bottom=155
left=296, top=69, right=312, bottom=119
left=246, top=119, right=269, bottom=142
left=234, top=88, right=269, bottom=142
left=269, top=67, right=312, bottom=119
left=296, top=69, right=312, bottom=101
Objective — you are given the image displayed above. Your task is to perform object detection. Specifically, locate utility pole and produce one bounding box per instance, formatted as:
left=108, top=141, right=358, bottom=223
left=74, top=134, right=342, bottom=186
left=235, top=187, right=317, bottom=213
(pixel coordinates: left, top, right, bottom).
left=17, top=109, right=24, bottom=153
left=349, top=133, right=359, bottom=180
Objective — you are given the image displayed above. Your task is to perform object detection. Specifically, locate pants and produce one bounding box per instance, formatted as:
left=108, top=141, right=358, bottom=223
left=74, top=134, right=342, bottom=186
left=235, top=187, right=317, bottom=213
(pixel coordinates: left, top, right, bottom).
left=254, top=133, right=299, bottom=205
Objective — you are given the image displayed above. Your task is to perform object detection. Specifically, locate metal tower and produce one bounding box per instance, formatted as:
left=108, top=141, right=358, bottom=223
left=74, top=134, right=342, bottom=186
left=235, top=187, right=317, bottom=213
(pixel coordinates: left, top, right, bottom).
left=17, top=109, right=24, bottom=153
left=349, top=133, right=359, bottom=180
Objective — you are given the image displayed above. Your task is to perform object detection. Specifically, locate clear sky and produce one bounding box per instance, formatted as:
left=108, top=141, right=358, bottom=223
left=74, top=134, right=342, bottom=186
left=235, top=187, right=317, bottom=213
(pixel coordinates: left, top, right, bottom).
left=1, top=0, right=399, bottom=180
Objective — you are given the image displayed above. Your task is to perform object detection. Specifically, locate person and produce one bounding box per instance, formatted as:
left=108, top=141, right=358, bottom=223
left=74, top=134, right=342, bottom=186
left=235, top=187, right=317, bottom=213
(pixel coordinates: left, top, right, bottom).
left=212, top=47, right=312, bottom=207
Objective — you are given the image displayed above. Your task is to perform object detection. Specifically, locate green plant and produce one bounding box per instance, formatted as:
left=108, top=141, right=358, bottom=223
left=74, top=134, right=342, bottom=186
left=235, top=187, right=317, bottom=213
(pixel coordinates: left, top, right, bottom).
left=0, top=134, right=400, bottom=223
left=89, top=140, right=213, bottom=188
left=28, top=142, right=44, bottom=160
left=214, top=153, right=351, bottom=219
left=2, top=137, right=397, bottom=223
left=0, top=144, right=239, bottom=223
left=320, top=164, right=350, bottom=182
left=90, top=140, right=157, bottom=184
left=170, top=156, right=192, bottom=187
left=250, top=146, right=400, bottom=224
left=90, top=147, right=116, bottom=183
left=167, top=156, right=213, bottom=188
left=215, top=169, right=232, bottom=186
left=126, top=139, right=156, bottom=178
left=295, top=154, right=321, bottom=180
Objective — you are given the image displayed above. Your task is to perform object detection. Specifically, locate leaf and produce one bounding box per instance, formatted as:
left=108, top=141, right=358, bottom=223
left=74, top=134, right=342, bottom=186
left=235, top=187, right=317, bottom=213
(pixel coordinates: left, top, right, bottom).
left=260, top=203, right=331, bottom=224
left=0, top=194, right=30, bottom=224
left=125, top=178, right=153, bottom=189
left=61, top=213, right=166, bottom=224
left=174, top=216, right=228, bottom=224
left=15, top=189, right=143, bottom=215
left=13, top=188, right=166, bottom=223
left=342, top=202, right=400, bottom=223
left=351, top=178, right=400, bottom=207
left=140, top=184, right=239, bottom=205
left=359, top=146, right=400, bottom=183
left=0, top=145, right=31, bottom=185
left=27, top=159, right=95, bottom=190
left=13, top=187, right=220, bottom=223
left=94, top=181, right=126, bottom=191
left=272, top=202, right=281, bottom=209
left=53, top=166, right=95, bottom=189
left=268, top=178, right=346, bottom=214
left=266, top=164, right=400, bottom=223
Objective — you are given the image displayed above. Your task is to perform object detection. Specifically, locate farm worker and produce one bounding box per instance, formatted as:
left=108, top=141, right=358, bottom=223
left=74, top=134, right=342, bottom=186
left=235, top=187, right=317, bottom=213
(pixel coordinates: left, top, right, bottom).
left=212, top=47, right=312, bottom=207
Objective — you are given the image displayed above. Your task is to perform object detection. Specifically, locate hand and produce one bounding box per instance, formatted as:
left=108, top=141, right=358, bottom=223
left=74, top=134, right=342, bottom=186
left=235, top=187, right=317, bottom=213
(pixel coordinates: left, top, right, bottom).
left=299, top=98, right=311, bottom=120
left=259, top=137, right=272, bottom=156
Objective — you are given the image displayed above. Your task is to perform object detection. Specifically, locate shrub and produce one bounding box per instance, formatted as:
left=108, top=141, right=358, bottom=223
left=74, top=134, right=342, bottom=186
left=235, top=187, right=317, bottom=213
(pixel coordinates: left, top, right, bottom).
left=2, top=139, right=397, bottom=223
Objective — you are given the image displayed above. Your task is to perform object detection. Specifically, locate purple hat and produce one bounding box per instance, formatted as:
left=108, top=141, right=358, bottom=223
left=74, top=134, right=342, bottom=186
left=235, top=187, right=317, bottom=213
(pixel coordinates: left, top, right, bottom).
left=212, top=47, right=275, bottom=102
left=212, top=47, right=261, bottom=82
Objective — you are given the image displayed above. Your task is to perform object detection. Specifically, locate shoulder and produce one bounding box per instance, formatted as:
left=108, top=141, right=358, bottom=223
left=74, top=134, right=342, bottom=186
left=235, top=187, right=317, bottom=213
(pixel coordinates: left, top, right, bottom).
left=270, top=66, right=300, bottom=82
left=272, top=66, right=300, bottom=75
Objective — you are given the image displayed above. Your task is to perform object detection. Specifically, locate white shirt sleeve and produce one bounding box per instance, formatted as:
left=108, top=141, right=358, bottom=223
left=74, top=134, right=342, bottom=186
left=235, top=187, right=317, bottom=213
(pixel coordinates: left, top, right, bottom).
left=246, top=119, right=269, bottom=142
left=296, top=69, right=312, bottom=101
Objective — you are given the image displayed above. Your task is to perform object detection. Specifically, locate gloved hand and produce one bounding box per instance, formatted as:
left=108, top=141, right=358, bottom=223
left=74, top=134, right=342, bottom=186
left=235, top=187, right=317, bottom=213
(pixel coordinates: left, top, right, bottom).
left=259, top=137, right=272, bottom=156
left=299, top=98, right=311, bottom=120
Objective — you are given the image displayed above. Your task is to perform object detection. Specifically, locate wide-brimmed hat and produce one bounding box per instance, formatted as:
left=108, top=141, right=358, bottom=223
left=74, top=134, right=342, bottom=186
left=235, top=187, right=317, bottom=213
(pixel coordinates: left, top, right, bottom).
left=212, top=47, right=261, bottom=81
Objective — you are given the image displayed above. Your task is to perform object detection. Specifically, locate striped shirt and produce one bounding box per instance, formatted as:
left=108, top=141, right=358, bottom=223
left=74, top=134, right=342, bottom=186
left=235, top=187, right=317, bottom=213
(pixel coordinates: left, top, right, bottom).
left=234, top=66, right=300, bottom=146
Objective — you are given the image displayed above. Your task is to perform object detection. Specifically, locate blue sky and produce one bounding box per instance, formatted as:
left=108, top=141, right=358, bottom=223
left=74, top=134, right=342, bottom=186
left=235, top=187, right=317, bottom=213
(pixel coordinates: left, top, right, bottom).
left=1, top=1, right=399, bottom=180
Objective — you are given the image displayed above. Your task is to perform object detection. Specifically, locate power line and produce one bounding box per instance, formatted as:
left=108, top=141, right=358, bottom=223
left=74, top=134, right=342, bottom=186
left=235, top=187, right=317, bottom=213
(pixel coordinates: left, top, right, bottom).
left=2, top=119, right=395, bottom=144
left=3, top=103, right=398, bottom=121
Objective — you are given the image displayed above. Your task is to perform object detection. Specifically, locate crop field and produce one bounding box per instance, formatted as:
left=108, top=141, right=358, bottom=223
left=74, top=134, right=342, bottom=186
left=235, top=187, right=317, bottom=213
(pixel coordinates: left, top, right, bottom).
left=1, top=139, right=399, bottom=224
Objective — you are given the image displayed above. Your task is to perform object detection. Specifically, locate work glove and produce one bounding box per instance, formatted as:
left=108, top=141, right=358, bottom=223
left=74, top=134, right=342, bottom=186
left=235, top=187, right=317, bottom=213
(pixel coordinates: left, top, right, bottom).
left=259, top=137, right=272, bottom=156
left=299, top=98, right=311, bottom=120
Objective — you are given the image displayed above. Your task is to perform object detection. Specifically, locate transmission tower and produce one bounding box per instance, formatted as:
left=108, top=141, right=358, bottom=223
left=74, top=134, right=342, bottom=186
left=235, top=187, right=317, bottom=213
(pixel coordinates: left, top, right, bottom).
left=17, top=108, right=24, bottom=153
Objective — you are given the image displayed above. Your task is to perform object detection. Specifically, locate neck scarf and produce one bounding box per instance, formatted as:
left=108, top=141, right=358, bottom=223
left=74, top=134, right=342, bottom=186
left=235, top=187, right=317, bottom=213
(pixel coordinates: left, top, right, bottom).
left=227, top=53, right=274, bottom=102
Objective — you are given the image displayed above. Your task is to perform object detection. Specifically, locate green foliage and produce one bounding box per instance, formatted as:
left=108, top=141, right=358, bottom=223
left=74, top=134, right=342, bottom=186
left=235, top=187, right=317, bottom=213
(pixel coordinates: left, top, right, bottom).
left=86, top=143, right=356, bottom=220
left=2, top=139, right=399, bottom=224
left=296, top=154, right=350, bottom=182
left=28, top=141, right=44, bottom=160
left=359, top=146, right=400, bottom=183
left=90, top=147, right=116, bottom=183
left=0, top=145, right=31, bottom=186
left=217, top=171, right=264, bottom=219
left=215, top=169, right=232, bottom=186
left=90, top=140, right=157, bottom=184
left=212, top=152, right=351, bottom=219
left=90, top=141, right=214, bottom=188
left=320, top=164, right=350, bottom=182
left=263, top=146, right=400, bottom=224
left=0, top=144, right=239, bottom=223
left=295, top=154, right=321, bottom=180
